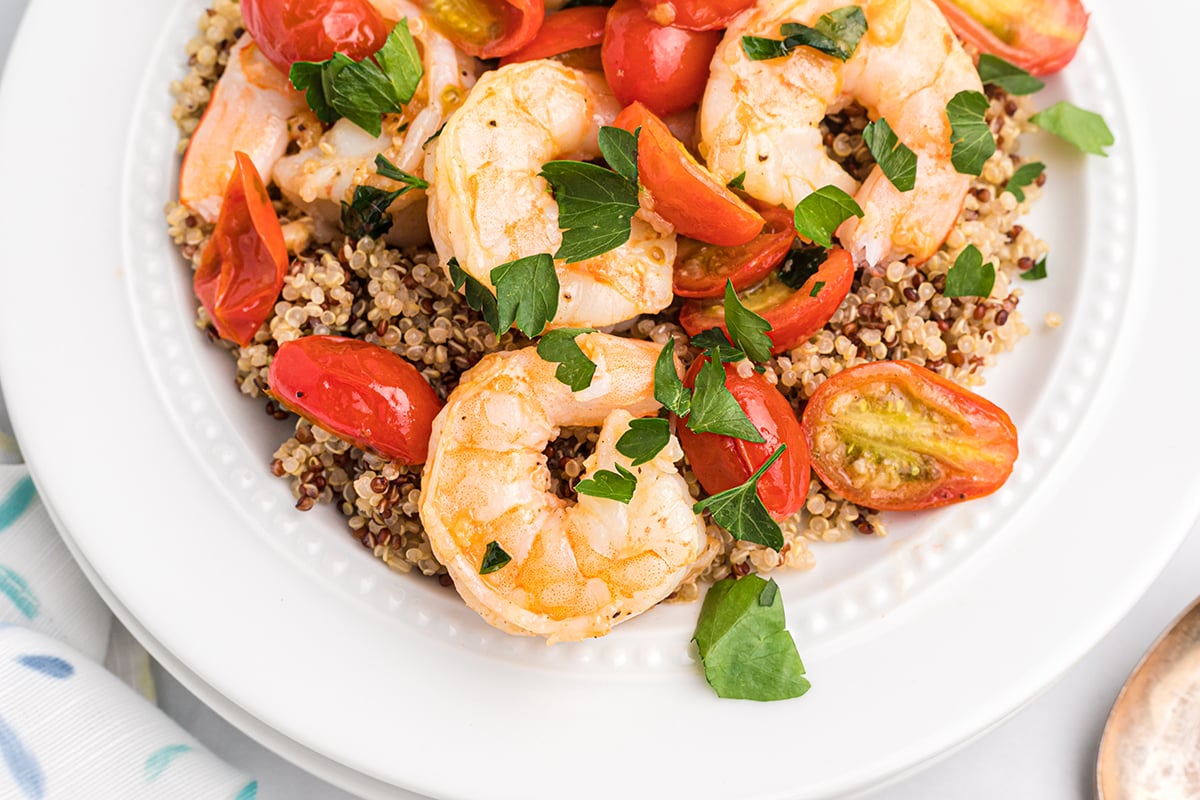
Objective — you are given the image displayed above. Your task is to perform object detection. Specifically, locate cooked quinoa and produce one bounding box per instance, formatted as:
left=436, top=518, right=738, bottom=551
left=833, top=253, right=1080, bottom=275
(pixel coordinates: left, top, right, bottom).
left=167, top=0, right=1049, bottom=598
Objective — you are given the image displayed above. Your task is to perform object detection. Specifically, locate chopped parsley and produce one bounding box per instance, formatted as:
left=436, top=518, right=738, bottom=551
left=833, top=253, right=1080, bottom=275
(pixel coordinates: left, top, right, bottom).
left=1030, top=102, right=1114, bottom=156
left=947, top=90, right=996, bottom=176
left=976, top=54, right=1045, bottom=95
left=1005, top=161, right=1045, bottom=202
left=943, top=245, right=996, bottom=298
left=340, top=154, right=428, bottom=240
left=575, top=464, right=637, bottom=504
left=654, top=338, right=692, bottom=418
left=793, top=185, right=862, bottom=248
left=862, top=118, right=917, bottom=192
left=686, top=358, right=764, bottom=443
left=1020, top=256, right=1048, bottom=281
left=722, top=280, right=774, bottom=364
left=727, top=171, right=747, bottom=190
left=693, top=444, right=785, bottom=549
left=536, top=328, right=598, bottom=391
left=448, top=254, right=559, bottom=337
left=741, top=7, right=868, bottom=62
left=479, top=541, right=511, bottom=574
left=615, top=417, right=672, bottom=466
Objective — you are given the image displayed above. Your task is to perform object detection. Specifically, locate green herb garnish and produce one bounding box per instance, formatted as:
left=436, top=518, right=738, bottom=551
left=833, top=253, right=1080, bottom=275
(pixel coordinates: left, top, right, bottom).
left=537, top=328, right=597, bottom=391
left=976, top=54, right=1045, bottom=95
left=727, top=171, right=747, bottom=190
left=778, top=244, right=827, bottom=291
left=340, top=154, right=428, bottom=240
left=1030, top=102, right=1114, bottom=156
left=722, top=281, right=773, bottom=364
left=448, top=258, right=501, bottom=333
left=290, top=20, right=423, bottom=137
left=1005, top=161, right=1045, bottom=202
left=693, top=573, right=810, bottom=701
left=943, top=245, right=996, bottom=298
left=810, top=281, right=826, bottom=297
left=479, top=541, right=511, bottom=574
left=947, top=90, right=996, bottom=176
left=862, top=118, right=917, bottom=192
left=686, top=358, right=764, bottom=443
left=741, top=7, right=867, bottom=62
left=693, top=445, right=784, bottom=548
left=599, top=125, right=639, bottom=185
left=654, top=338, right=692, bottom=418
left=793, top=185, right=862, bottom=248
left=448, top=254, right=560, bottom=337
left=1020, top=256, right=1048, bottom=281
left=615, top=417, right=671, bottom=466
left=576, top=464, right=637, bottom=504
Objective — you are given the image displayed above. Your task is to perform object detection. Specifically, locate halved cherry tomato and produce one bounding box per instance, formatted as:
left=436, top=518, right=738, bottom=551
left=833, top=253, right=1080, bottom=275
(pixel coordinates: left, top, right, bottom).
left=679, top=248, right=854, bottom=353
left=602, top=0, right=720, bottom=117
left=500, top=6, right=607, bottom=65
left=268, top=336, right=444, bottom=463
left=241, top=0, right=390, bottom=75
left=932, top=0, right=1088, bottom=75
left=614, top=102, right=763, bottom=246
left=638, top=0, right=755, bottom=30
left=194, top=151, right=289, bottom=347
left=801, top=360, right=1018, bottom=511
left=676, top=358, right=809, bottom=520
left=422, top=0, right=545, bottom=59
left=673, top=204, right=795, bottom=298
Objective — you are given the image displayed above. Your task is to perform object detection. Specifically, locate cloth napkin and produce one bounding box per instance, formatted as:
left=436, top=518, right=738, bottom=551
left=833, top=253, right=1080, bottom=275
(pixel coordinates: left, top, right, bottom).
left=0, top=430, right=259, bottom=798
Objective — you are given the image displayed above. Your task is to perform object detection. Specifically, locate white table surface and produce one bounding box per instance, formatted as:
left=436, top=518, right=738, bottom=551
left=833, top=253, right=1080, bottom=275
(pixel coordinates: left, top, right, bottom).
left=2, top=2, right=1197, bottom=798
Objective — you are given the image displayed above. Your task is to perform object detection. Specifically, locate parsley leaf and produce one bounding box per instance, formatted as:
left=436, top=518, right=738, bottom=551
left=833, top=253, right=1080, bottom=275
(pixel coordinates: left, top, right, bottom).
left=976, top=54, right=1045, bottom=95
left=1030, top=102, right=1114, bottom=156
left=1005, top=161, right=1045, bottom=202
left=374, top=153, right=429, bottom=188
left=691, top=327, right=734, bottom=353
left=448, top=258, right=502, bottom=332
left=479, top=541, right=511, bottom=575
left=576, top=464, right=637, bottom=504
left=862, top=118, right=917, bottom=192
left=1020, top=256, right=1048, bottom=281
left=693, top=574, right=810, bottom=701
left=687, top=358, right=764, bottom=443
left=727, top=171, right=747, bottom=190
left=540, top=128, right=640, bottom=263
left=537, top=328, right=597, bottom=391
left=693, top=445, right=785, bottom=549
left=722, top=280, right=773, bottom=364
left=616, top=417, right=671, bottom=466
left=778, top=244, right=827, bottom=291
left=741, top=7, right=867, bottom=62
left=943, top=245, right=996, bottom=298
left=290, top=20, right=423, bottom=137
left=793, top=185, right=862, bottom=248
left=654, top=338, right=692, bottom=418
left=490, top=254, right=560, bottom=337
left=947, top=90, right=996, bottom=176
left=340, top=154, right=428, bottom=240
left=810, top=280, right=826, bottom=297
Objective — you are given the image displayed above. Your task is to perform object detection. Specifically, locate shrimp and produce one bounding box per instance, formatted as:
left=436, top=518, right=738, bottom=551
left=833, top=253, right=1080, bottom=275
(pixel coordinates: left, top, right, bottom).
left=699, top=0, right=983, bottom=266
left=273, top=0, right=479, bottom=246
left=419, top=333, right=709, bottom=642
left=178, top=34, right=307, bottom=223
left=425, top=60, right=676, bottom=329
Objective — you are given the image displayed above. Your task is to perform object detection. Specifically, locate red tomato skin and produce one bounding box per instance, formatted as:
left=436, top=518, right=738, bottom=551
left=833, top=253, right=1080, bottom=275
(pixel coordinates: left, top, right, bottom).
left=932, top=0, right=1088, bottom=75
left=241, top=0, right=390, bottom=75
left=637, top=0, right=756, bottom=30
left=602, top=0, right=720, bottom=116
left=614, top=102, right=763, bottom=247
left=673, top=204, right=795, bottom=298
left=268, top=336, right=444, bottom=463
left=500, top=6, right=607, bottom=65
left=194, top=152, right=289, bottom=347
left=801, top=360, right=1018, bottom=511
left=679, top=248, right=855, bottom=354
left=675, top=359, right=809, bottom=520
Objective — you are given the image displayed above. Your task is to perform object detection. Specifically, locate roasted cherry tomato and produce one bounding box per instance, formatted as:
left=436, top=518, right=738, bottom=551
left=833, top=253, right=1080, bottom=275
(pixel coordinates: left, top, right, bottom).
left=422, top=0, right=545, bottom=59
left=268, top=336, right=444, bottom=463
left=679, top=248, right=854, bottom=353
left=241, top=0, right=391, bottom=75
left=602, top=0, right=720, bottom=117
left=932, top=0, right=1088, bottom=75
left=500, top=6, right=607, bottom=65
left=673, top=204, right=795, bottom=298
left=614, top=102, right=763, bottom=247
left=194, top=151, right=289, bottom=347
left=676, top=358, right=810, bottom=520
left=802, top=360, right=1018, bottom=511
left=638, top=0, right=755, bottom=30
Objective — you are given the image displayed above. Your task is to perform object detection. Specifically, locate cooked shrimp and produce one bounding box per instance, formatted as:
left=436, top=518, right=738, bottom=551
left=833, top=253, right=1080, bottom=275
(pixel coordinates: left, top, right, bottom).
left=699, top=0, right=983, bottom=266
left=179, top=34, right=306, bottom=223
left=273, top=0, right=479, bottom=246
left=419, top=333, right=709, bottom=642
left=425, top=60, right=676, bottom=328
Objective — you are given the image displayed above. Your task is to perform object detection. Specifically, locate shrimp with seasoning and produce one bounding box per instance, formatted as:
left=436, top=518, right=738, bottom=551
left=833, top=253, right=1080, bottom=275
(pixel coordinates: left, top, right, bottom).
left=699, top=0, right=983, bottom=267
left=425, top=60, right=677, bottom=329
left=419, top=333, right=709, bottom=642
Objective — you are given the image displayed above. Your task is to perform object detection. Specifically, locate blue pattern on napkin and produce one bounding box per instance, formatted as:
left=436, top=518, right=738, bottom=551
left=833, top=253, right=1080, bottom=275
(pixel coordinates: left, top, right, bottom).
left=0, top=477, right=34, bottom=534
left=0, top=713, right=43, bottom=799
left=0, top=567, right=37, bottom=620
left=144, top=744, right=193, bottom=781
left=15, top=655, right=73, bottom=680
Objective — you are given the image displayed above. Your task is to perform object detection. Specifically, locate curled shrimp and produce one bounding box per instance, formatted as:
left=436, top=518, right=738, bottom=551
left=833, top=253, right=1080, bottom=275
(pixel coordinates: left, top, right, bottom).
left=425, top=60, right=676, bottom=329
left=419, top=333, right=709, bottom=642
left=699, top=0, right=983, bottom=266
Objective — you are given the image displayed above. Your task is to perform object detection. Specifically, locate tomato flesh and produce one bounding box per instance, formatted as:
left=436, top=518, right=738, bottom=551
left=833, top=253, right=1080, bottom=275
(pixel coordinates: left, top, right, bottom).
left=602, top=0, right=720, bottom=117
left=676, top=359, right=810, bottom=520
left=241, top=0, right=390, bottom=75
left=638, top=0, right=756, bottom=30
left=194, top=152, right=289, bottom=347
left=932, top=0, right=1088, bottom=75
left=614, top=102, right=763, bottom=247
left=500, top=6, right=607, bottom=65
left=268, top=336, right=444, bottom=463
left=423, top=0, right=545, bottom=59
left=673, top=204, right=795, bottom=298
left=801, top=360, right=1018, bottom=511
left=679, top=248, right=854, bottom=353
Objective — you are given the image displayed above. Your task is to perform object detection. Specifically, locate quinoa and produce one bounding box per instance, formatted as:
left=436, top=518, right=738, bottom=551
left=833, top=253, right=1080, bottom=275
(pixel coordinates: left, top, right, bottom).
left=168, top=1, right=1049, bottom=596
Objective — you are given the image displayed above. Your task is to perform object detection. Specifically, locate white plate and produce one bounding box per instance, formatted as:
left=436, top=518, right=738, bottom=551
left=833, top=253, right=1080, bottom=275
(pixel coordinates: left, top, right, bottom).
left=2, top=1, right=1197, bottom=798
